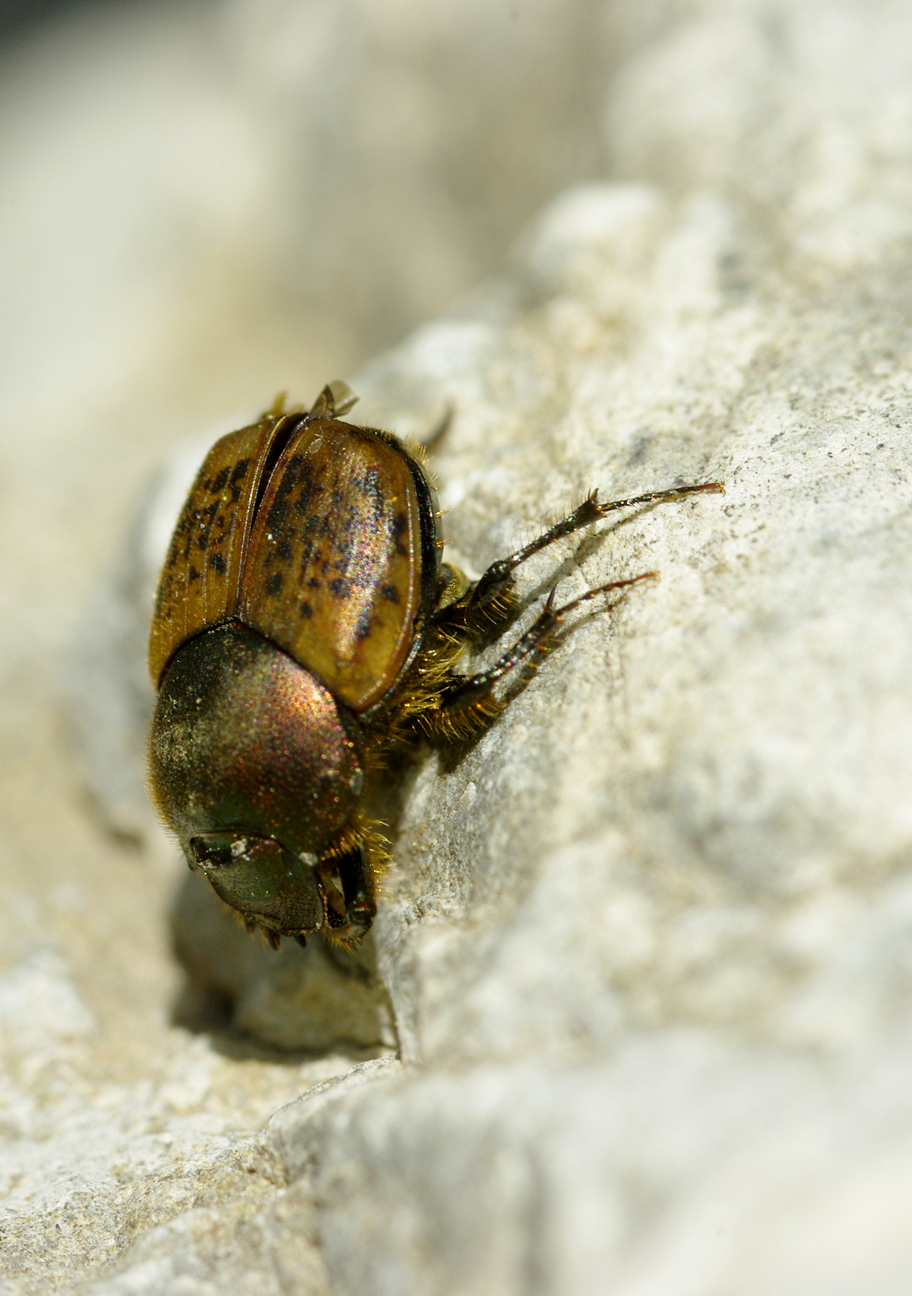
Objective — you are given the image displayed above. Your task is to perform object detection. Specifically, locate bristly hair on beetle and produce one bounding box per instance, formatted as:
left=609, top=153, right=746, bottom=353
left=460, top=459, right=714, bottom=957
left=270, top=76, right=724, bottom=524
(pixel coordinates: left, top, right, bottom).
left=147, top=380, right=723, bottom=950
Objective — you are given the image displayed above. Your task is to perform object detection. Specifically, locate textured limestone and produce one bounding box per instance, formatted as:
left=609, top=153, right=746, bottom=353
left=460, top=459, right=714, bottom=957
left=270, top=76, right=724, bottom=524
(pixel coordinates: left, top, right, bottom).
left=6, top=0, right=912, bottom=1292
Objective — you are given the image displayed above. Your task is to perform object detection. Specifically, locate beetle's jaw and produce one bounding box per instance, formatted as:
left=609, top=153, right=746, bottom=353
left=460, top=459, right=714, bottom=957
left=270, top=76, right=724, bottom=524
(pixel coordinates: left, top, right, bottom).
left=308, top=844, right=379, bottom=950
left=188, top=831, right=325, bottom=940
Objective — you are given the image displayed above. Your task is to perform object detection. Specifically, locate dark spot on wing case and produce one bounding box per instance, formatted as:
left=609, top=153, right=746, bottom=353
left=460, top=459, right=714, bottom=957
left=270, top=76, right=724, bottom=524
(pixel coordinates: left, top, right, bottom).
left=391, top=513, right=408, bottom=555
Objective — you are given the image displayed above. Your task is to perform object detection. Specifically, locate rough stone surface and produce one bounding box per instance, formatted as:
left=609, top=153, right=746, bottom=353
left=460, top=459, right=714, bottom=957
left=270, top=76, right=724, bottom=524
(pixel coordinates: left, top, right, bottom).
left=5, top=0, right=912, bottom=1292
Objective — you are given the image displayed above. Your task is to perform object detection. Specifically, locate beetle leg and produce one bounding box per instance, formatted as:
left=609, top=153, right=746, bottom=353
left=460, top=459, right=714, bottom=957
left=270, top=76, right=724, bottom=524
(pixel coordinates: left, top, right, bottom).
left=432, top=581, right=520, bottom=645
left=421, top=571, right=657, bottom=742
left=421, top=402, right=454, bottom=452
left=443, top=482, right=722, bottom=642
left=430, top=560, right=512, bottom=642
left=435, top=562, right=472, bottom=606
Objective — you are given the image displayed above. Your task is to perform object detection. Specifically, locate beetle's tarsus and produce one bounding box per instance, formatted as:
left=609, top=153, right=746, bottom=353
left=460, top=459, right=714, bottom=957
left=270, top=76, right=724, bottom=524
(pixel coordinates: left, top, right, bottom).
left=591, top=480, right=725, bottom=518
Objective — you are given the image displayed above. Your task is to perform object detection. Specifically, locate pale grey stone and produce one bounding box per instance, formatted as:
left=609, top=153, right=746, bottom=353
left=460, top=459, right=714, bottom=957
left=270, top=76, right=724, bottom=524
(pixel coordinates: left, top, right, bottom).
left=78, top=1180, right=329, bottom=1296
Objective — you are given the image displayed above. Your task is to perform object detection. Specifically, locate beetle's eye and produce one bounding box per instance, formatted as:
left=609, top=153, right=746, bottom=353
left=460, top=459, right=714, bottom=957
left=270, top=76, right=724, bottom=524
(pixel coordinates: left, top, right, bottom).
left=188, top=833, right=248, bottom=870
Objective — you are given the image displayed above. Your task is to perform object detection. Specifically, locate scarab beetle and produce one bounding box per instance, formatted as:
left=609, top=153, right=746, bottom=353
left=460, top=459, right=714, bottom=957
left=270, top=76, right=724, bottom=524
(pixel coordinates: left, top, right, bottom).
left=148, top=381, right=722, bottom=949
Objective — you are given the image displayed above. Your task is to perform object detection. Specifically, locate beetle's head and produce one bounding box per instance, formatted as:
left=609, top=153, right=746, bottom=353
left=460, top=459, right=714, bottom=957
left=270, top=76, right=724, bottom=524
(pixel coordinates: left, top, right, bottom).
left=149, top=623, right=363, bottom=937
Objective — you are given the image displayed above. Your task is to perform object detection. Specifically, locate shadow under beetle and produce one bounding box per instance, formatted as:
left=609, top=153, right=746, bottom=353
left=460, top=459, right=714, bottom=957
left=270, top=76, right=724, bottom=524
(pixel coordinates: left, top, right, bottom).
left=148, top=382, right=722, bottom=949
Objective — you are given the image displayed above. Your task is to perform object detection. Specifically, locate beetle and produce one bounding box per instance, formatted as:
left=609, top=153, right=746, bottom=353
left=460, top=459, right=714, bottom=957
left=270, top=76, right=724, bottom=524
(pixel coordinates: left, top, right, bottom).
left=148, top=381, right=722, bottom=949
